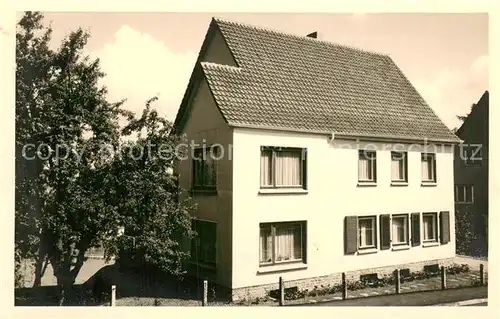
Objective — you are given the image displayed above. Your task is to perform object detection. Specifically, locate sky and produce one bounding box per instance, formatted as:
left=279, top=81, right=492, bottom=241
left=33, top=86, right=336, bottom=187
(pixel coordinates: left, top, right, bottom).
left=36, top=12, right=488, bottom=131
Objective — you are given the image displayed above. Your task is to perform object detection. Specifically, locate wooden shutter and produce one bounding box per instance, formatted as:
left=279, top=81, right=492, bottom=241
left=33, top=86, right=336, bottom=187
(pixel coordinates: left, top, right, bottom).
left=440, top=211, right=450, bottom=244
left=433, top=155, right=437, bottom=182
left=344, top=216, right=358, bottom=254
left=302, top=148, right=308, bottom=189
left=302, top=222, right=307, bottom=263
left=380, top=214, right=391, bottom=250
left=411, top=213, right=421, bottom=246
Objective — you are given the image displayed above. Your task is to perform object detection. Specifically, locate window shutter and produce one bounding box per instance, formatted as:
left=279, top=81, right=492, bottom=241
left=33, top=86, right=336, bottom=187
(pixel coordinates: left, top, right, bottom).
left=433, top=155, right=437, bottom=182
left=344, top=216, right=358, bottom=254
left=380, top=214, right=391, bottom=250
left=302, top=148, right=308, bottom=190
left=302, top=222, right=307, bottom=263
left=440, top=211, right=450, bottom=244
left=411, top=213, right=421, bottom=246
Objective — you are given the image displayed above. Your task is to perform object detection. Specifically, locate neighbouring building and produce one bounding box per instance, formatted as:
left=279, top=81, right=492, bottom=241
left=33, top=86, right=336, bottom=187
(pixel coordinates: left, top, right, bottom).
left=173, top=18, right=461, bottom=301
left=453, top=91, right=489, bottom=257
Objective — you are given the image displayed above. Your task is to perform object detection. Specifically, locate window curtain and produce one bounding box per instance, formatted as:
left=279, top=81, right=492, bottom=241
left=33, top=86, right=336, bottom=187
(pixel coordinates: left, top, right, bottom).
left=421, top=156, right=433, bottom=181
left=358, top=219, right=373, bottom=246
left=259, top=227, right=272, bottom=263
left=275, top=151, right=301, bottom=186
left=423, top=215, right=435, bottom=240
left=275, top=225, right=301, bottom=261
left=392, top=217, right=406, bottom=243
left=260, top=150, right=272, bottom=186
left=391, top=154, right=404, bottom=180
left=204, top=155, right=216, bottom=186
left=358, top=156, right=370, bottom=180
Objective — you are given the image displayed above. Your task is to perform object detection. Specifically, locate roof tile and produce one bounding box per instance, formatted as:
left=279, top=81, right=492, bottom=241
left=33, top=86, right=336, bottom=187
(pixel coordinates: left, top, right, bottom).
left=200, top=18, right=459, bottom=142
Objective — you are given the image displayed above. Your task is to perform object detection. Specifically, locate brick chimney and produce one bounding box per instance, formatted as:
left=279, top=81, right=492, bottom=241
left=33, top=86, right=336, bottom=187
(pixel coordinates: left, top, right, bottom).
left=306, top=31, right=318, bottom=39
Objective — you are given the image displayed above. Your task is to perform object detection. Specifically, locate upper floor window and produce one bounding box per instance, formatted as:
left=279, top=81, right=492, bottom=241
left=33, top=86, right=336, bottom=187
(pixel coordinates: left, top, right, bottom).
left=193, top=146, right=220, bottom=190
left=358, top=150, right=377, bottom=183
left=391, top=151, right=408, bottom=183
left=462, top=145, right=483, bottom=166
left=455, top=184, right=474, bottom=203
left=421, top=153, right=437, bottom=183
left=260, top=146, right=307, bottom=189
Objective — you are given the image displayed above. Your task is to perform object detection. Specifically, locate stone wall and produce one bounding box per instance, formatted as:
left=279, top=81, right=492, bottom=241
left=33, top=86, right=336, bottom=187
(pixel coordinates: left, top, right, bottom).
left=231, top=257, right=455, bottom=301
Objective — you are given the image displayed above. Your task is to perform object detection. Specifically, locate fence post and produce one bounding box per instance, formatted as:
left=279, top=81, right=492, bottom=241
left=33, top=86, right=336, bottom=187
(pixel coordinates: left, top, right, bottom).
left=395, top=269, right=401, bottom=294
left=202, top=280, right=208, bottom=306
left=342, top=273, right=347, bottom=300
left=480, top=264, right=485, bottom=285
left=441, top=266, right=447, bottom=290
left=279, top=276, right=285, bottom=306
left=110, top=285, right=116, bottom=306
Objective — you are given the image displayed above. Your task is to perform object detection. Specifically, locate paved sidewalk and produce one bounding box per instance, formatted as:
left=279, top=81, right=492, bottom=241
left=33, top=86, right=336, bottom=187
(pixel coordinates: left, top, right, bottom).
left=293, top=286, right=487, bottom=306
left=284, top=269, right=485, bottom=305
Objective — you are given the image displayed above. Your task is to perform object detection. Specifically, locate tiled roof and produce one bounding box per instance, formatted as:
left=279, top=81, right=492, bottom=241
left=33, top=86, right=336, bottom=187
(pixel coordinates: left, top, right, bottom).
left=199, top=18, right=460, bottom=143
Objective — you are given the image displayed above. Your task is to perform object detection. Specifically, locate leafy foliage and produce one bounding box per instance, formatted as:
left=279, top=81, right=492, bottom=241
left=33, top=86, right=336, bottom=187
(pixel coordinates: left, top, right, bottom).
left=15, top=11, right=195, bottom=304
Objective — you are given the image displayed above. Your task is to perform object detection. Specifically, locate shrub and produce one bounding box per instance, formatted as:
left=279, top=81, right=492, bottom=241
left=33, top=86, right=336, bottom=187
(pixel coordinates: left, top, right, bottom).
left=446, top=263, right=471, bottom=275
left=346, top=280, right=367, bottom=291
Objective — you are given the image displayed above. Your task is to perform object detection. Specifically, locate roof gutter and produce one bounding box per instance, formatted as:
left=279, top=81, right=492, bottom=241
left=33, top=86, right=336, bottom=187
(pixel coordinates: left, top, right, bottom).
left=229, top=123, right=462, bottom=145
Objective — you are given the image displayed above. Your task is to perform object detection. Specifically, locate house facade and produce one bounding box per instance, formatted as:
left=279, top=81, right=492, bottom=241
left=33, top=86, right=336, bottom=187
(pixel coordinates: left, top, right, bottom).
left=453, top=91, right=489, bottom=257
left=174, top=18, right=461, bottom=300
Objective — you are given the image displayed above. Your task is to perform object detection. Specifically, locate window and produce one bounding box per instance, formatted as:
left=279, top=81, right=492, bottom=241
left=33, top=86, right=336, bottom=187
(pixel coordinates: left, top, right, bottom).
left=391, top=151, right=407, bottom=183
left=421, top=153, right=436, bottom=183
left=455, top=185, right=474, bottom=203
left=260, top=147, right=307, bottom=189
left=358, top=150, right=377, bottom=183
left=391, top=214, right=409, bottom=245
left=191, top=220, right=217, bottom=267
left=192, top=146, right=219, bottom=190
left=358, top=216, right=376, bottom=249
left=422, top=213, right=437, bottom=242
left=462, top=145, right=483, bottom=166
left=259, top=222, right=306, bottom=266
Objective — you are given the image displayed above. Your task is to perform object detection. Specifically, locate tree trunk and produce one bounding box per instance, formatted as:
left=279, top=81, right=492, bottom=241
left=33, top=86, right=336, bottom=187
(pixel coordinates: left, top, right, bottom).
left=52, top=244, right=89, bottom=305
left=57, top=274, right=75, bottom=306
left=33, top=252, right=49, bottom=288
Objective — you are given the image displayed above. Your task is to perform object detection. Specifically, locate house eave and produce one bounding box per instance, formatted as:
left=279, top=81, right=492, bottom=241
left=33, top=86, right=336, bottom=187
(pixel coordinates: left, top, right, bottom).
left=230, top=123, right=461, bottom=145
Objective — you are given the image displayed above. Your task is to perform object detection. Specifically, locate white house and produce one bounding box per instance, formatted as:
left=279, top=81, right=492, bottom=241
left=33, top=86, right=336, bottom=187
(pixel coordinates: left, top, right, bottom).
left=173, top=18, right=461, bottom=301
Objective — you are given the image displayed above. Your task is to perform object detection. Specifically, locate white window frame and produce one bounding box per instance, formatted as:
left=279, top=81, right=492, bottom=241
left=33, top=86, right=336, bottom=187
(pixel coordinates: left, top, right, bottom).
left=259, top=221, right=306, bottom=266
left=358, top=150, right=377, bottom=183
left=422, top=212, right=438, bottom=243
left=391, top=214, right=409, bottom=246
left=421, top=153, right=436, bottom=183
left=260, top=146, right=306, bottom=189
left=455, top=184, right=474, bottom=204
left=391, top=151, right=408, bottom=183
left=358, top=216, right=377, bottom=249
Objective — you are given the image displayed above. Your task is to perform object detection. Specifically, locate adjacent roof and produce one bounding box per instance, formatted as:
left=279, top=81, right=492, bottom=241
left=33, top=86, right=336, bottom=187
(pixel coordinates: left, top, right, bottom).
left=456, top=90, right=489, bottom=137
left=177, top=18, right=460, bottom=143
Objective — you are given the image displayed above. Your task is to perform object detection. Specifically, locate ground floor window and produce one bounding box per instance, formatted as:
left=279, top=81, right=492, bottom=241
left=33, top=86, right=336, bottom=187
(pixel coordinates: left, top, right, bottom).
left=392, top=214, right=409, bottom=245
left=423, top=213, right=438, bottom=242
left=345, top=211, right=449, bottom=254
left=358, top=216, right=376, bottom=249
left=259, top=221, right=306, bottom=266
left=191, top=219, right=217, bottom=267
